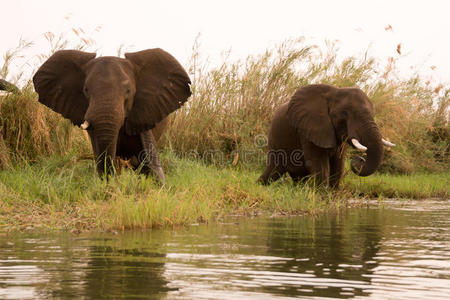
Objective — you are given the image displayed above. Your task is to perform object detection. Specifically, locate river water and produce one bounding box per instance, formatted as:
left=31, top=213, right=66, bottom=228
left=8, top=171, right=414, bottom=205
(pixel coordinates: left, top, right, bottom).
left=0, top=199, right=449, bottom=299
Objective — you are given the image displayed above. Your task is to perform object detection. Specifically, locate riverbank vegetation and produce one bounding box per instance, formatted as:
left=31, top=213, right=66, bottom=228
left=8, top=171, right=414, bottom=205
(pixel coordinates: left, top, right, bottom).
left=0, top=152, right=448, bottom=232
left=0, top=37, right=448, bottom=231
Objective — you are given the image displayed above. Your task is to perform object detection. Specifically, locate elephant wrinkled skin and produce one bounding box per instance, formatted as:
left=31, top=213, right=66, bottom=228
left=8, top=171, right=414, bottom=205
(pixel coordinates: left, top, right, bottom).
left=258, top=84, right=394, bottom=188
left=33, top=49, right=191, bottom=182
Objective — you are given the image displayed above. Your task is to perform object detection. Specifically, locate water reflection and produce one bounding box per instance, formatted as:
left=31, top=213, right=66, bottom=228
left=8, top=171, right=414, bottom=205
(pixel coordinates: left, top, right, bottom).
left=259, top=211, right=384, bottom=298
left=161, top=210, right=384, bottom=299
left=74, top=246, right=170, bottom=298
left=0, top=199, right=449, bottom=299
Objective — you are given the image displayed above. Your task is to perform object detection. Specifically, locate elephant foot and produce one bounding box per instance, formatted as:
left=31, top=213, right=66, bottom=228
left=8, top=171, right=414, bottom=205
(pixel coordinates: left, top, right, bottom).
left=139, top=131, right=166, bottom=185
left=151, top=166, right=166, bottom=185
left=257, top=176, right=270, bottom=185
left=137, top=154, right=165, bottom=185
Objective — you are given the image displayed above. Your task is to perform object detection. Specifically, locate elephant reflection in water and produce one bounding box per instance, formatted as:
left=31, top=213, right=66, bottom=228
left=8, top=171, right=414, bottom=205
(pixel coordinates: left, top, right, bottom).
left=262, top=212, right=383, bottom=298
left=80, top=244, right=172, bottom=298
left=33, top=49, right=191, bottom=182
left=36, top=235, right=173, bottom=298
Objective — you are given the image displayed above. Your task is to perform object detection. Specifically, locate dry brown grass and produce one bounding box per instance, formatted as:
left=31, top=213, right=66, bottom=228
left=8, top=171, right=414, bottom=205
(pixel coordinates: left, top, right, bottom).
left=0, top=87, right=91, bottom=169
left=162, top=39, right=449, bottom=173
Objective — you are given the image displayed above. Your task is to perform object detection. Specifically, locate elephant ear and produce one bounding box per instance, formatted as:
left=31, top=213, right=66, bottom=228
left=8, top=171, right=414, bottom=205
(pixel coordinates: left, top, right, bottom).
left=33, top=50, right=96, bottom=126
left=287, top=85, right=337, bottom=148
left=124, top=48, right=191, bottom=135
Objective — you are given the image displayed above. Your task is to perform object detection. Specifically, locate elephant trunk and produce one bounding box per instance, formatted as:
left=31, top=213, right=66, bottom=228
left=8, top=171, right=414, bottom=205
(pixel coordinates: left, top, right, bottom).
left=85, top=103, right=124, bottom=177
left=350, top=120, right=384, bottom=177
left=0, top=79, right=19, bottom=93
left=93, top=125, right=119, bottom=176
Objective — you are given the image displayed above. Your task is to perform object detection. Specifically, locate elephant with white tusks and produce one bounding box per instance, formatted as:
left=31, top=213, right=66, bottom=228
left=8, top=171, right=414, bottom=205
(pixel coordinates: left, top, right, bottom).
left=258, top=84, right=395, bottom=188
left=33, top=49, right=192, bottom=182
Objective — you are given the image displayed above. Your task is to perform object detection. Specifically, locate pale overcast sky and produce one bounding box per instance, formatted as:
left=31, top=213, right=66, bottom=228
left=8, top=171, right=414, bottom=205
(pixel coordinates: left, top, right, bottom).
left=1, top=0, right=449, bottom=85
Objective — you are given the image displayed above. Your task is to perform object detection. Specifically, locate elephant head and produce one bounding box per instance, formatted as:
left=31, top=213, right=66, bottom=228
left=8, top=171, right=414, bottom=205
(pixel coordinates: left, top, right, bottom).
left=33, top=49, right=191, bottom=177
left=288, top=84, right=394, bottom=177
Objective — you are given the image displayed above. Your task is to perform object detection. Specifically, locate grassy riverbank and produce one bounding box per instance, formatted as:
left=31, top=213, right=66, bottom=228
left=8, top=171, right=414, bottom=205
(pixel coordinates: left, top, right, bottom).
left=0, top=36, right=448, bottom=232
left=0, top=152, right=448, bottom=232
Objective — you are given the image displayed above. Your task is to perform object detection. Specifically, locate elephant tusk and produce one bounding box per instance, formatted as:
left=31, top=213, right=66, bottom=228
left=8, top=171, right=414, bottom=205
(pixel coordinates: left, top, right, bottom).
left=351, top=138, right=367, bottom=151
left=382, top=138, right=395, bottom=147
left=80, top=121, right=89, bottom=130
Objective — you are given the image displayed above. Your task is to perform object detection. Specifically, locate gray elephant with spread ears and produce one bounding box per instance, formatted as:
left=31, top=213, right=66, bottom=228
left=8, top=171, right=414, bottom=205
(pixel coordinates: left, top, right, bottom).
left=258, top=84, right=395, bottom=188
left=33, top=49, right=191, bottom=182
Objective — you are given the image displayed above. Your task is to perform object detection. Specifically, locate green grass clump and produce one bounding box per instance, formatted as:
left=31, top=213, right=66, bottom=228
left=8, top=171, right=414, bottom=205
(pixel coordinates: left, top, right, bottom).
left=344, top=172, right=449, bottom=199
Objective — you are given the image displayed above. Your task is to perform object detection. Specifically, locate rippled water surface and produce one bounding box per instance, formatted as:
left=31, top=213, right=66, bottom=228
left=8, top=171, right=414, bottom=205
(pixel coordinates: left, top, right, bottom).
left=1, top=199, right=449, bottom=299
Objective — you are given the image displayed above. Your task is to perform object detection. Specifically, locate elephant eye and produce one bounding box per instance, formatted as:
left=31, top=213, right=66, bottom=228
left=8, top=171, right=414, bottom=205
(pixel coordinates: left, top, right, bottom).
left=126, top=88, right=131, bottom=95
left=83, top=87, right=89, bottom=96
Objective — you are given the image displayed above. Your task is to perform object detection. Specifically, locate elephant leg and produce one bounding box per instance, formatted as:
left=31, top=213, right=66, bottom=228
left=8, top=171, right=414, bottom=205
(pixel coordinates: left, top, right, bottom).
left=139, top=130, right=165, bottom=184
left=329, top=146, right=347, bottom=189
left=87, top=130, right=115, bottom=177
left=258, top=165, right=284, bottom=185
left=258, top=153, right=285, bottom=185
left=128, top=155, right=140, bottom=170
left=288, top=170, right=308, bottom=186
left=309, top=158, right=330, bottom=187
left=301, top=138, right=330, bottom=187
